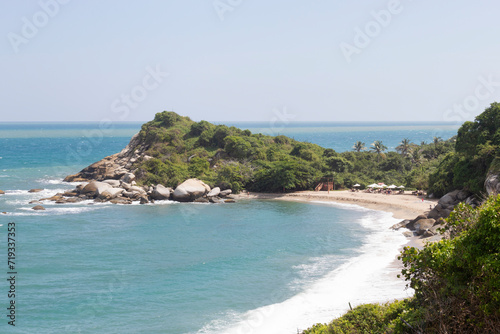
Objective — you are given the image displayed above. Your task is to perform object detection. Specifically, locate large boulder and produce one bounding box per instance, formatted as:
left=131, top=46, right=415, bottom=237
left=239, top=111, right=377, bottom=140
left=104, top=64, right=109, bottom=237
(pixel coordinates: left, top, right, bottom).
left=0, top=190, right=5, bottom=195
left=151, top=184, right=171, bottom=200
left=129, top=186, right=146, bottom=195
left=120, top=181, right=131, bottom=190
left=438, top=190, right=460, bottom=206
left=121, top=173, right=135, bottom=184
left=172, top=179, right=210, bottom=202
left=414, top=218, right=436, bottom=236
left=103, top=179, right=121, bottom=187
left=207, top=187, right=220, bottom=197
left=81, top=181, right=112, bottom=198
left=219, top=189, right=232, bottom=197
left=99, top=188, right=125, bottom=200
left=32, top=205, right=45, bottom=210
left=485, top=173, right=500, bottom=195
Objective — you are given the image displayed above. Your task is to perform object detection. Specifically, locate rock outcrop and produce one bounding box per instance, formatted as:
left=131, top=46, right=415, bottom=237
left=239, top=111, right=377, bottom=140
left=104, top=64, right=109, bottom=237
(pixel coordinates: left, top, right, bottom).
left=39, top=177, right=232, bottom=206
left=172, top=179, right=210, bottom=202
left=427, top=189, right=474, bottom=220
left=0, top=190, right=5, bottom=195
left=485, top=172, right=500, bottom=195
left=64, top=133, right=148, bottom=182
left=207, top=187, right=220, bottom=198
left=81, top=181, right=113, bottom=198
left=151, top=184, right=171, bottom=200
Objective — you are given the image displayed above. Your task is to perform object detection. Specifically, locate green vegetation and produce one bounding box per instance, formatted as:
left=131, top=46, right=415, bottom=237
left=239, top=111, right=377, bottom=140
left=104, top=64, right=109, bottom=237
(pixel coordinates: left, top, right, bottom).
left=132, top=110, right=456, bottom=192
left=428, top=102, right=500, bottom=197
left=303, top=195, right=500, bottom=333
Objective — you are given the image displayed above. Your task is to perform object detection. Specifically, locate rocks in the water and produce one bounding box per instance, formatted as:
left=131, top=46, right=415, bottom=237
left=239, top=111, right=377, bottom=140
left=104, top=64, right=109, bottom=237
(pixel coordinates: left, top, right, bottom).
left=81, top=181, right=112, bottom=198
left=172, top=179, right=210, bottom=202
left=110, top=198, right=132, bottom=205
left=76, top=183, right=88, bottom=192
left=28, top=188, right=44, bottom=193
left=32, top=205, right=45, bottom=210
left=207, top=187, right=220, bottom=197
left=99, top=188, right=125, bottom=200
left=151, top=184, right=171, bottom=200
left=219, top=189, right=232, bottom=197
left=391, top=220, right=411, bottom=230
left=194, top=197, right=210, bottom=203
left=40, top=194, right=63, bottom=201
left=0, top=190, right=5, bottom=195
left=208, top=196, right=224, bottom=204
left=139, top=196, right=149, bottom=204
left=62, top=190, right=79, bottom=197
left=29, top=200, right=42, bottom=204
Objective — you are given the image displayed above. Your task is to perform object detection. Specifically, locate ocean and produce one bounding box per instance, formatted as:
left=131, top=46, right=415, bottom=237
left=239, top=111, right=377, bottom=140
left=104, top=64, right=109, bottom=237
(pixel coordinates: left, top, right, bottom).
left=0, top=122, right=459, bottom=333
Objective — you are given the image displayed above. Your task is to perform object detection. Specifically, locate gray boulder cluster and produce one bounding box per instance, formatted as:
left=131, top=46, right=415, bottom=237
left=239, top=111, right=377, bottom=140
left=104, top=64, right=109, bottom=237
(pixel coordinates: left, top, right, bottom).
left=392, top=189, right=478, bottom=240
left=36, top=175, right=233, bottom=207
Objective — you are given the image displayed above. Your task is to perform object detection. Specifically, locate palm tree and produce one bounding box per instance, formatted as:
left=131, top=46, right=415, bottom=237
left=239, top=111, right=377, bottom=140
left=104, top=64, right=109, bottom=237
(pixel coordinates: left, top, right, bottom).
left=396, top=138, right=412, bottom=157
left=370, top=140, right=387, bottom=162
left=352, top=141, right=366, bottom=152
left=433, top=136, right=442, bottom=148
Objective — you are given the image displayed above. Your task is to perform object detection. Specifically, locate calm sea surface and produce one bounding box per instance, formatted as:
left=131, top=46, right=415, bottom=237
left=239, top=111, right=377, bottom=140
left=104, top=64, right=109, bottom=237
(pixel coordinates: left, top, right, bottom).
left=0, top=122, right=457, bottom=333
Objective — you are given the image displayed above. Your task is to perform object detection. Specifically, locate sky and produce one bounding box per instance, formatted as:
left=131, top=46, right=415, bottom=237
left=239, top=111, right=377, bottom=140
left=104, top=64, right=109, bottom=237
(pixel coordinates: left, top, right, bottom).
left=1, top=0, right=500, bottom=123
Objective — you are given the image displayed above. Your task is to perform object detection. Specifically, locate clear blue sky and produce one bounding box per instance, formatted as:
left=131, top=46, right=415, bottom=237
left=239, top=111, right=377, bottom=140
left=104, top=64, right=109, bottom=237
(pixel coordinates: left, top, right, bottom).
left=1, top=0, right=500, bottom=123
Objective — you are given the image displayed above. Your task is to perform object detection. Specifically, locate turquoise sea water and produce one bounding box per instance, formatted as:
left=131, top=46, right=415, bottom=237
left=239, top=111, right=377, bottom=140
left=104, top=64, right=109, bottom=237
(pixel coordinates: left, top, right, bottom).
left=0, top=122, right=458, bottom=333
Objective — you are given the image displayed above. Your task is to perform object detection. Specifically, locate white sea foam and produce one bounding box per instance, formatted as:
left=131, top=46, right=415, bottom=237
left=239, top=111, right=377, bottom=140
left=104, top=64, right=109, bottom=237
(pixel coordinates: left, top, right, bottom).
left=11, top=206, right=99, bottom=216
left=199, top=207, right=413, bottom=334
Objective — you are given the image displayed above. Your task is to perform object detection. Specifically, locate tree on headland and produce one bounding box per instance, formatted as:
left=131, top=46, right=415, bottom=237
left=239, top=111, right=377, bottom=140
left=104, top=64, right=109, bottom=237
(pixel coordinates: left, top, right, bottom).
left=433, top=136, right=442, bottom=148
left=395, top=138, right=412, bottom=157
left=370, top=140, right=387, bottom=162
left=352, top=141, right=366, bottom=152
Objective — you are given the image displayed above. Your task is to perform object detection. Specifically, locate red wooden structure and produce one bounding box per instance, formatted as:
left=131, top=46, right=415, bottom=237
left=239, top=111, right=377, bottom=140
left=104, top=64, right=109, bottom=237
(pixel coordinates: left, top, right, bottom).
left=315, top=179, right=334, bottom=191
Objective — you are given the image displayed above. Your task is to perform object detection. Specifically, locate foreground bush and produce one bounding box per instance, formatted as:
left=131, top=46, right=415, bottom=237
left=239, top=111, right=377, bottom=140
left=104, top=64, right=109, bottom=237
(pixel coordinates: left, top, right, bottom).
left=304, top=195, right=500, bottom=333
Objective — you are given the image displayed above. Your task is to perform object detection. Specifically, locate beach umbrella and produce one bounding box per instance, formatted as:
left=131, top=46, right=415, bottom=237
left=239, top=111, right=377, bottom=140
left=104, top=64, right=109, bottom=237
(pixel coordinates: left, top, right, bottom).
left=353, top=184, right=361, bottom=187
left=397, top=185, right=405, bottom=189
left=367, top=183, right=378, bottom=188
left=377, top=182, right=385, bottom=186
left=388, top=185, right=397, bottom=189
